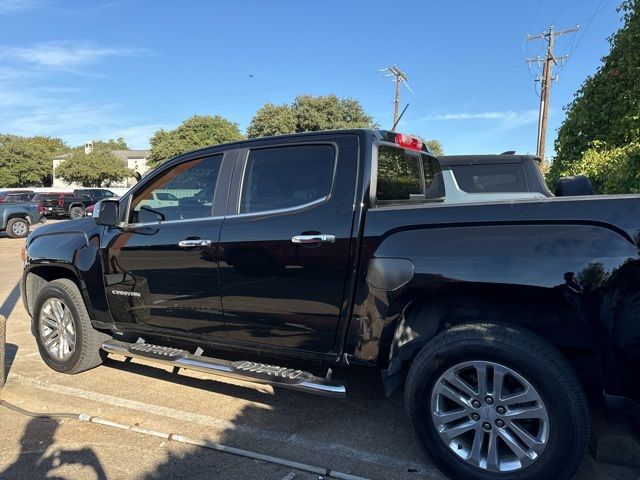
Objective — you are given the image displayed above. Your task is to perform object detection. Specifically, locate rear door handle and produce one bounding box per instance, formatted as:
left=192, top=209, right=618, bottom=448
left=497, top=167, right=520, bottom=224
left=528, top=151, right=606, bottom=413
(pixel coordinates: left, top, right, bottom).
left=291, top=234, right=335, bottom=245
left=178, top=239, right=213, bottom=249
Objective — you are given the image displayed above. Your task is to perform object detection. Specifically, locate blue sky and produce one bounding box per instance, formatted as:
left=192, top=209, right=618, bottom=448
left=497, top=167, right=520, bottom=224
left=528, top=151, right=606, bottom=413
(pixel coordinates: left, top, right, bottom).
left=0, top=0, right=622, bottom=156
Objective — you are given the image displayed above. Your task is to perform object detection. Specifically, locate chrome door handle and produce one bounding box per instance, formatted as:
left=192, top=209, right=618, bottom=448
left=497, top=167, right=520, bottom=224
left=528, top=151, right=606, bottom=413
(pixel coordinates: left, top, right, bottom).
left=178, top=239, right=213, bottom=248
left=291, top=234, right=335, bottom=245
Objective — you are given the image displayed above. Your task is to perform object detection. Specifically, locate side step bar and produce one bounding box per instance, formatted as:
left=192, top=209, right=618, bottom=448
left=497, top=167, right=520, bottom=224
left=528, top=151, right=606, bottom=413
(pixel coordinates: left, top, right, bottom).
left=101, top=339, right=346, bottom=398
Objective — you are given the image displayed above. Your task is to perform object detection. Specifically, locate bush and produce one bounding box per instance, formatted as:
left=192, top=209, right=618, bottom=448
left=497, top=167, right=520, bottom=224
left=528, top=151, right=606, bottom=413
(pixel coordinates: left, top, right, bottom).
left=548, top=142, right=640, bottom=194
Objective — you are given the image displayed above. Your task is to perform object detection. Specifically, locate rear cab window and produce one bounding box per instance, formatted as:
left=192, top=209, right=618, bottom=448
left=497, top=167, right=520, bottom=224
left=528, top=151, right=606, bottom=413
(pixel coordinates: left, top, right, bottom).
left=450, top=163, right=528, bottom=193
left=375, top=143, right=444, bottom=206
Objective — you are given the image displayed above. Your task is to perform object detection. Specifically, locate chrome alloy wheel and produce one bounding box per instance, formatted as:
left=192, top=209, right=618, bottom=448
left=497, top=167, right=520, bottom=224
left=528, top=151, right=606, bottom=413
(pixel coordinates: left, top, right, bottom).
left=40, top=298, right=76, bottom=360
left=431, top=360, right=549, bottom=473
left=11, top=221, right=27, bottom=236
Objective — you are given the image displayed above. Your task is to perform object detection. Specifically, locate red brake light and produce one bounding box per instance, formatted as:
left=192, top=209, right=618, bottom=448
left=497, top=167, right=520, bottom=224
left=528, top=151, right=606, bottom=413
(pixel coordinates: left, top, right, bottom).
left=395, top=133, right=423, bottom=151
left=38, top=201, right=45, bottom=214
left=58, top=194, right=64, bottom=207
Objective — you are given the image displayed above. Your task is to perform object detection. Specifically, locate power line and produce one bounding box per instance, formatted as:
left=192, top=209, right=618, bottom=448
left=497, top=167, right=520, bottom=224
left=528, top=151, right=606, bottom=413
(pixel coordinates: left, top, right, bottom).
left=525, top=25, right=579, bottom=165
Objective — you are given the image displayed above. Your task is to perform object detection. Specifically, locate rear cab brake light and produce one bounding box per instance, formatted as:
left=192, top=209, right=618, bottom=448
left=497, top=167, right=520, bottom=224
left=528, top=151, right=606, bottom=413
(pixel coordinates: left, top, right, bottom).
left=395, top=133, right=423, bottom=151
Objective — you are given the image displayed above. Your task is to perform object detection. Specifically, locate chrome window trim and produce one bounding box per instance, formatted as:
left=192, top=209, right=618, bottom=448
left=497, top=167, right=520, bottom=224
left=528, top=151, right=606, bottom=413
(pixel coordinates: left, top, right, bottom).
left=123, top=153, right=225, bottom=228
left=225, top=196, right=329, bottom=220
left=123, top=215, right=225, bottom=229
left=236, top=141, right=338, bottom=216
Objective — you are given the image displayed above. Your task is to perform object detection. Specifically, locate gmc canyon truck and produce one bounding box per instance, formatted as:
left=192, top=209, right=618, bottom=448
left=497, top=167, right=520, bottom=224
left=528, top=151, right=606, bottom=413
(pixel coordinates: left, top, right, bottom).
left=22, top=130, right=640, bottom=480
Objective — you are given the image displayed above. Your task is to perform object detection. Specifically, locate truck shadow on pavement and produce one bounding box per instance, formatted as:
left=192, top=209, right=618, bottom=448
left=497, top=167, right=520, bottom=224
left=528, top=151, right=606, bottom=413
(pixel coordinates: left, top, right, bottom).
left=3, top=343, right=18, bottom=383
left=0, top=417, right=107, bottom=480
left=0, top=282, right=21, bottom=320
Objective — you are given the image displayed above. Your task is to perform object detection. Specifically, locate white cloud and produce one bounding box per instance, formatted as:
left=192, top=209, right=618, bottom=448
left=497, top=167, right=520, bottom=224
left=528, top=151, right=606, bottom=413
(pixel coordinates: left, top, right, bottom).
left=0, top=41, right=143, bottom=69
left=0, top=0, right=40, bottom=15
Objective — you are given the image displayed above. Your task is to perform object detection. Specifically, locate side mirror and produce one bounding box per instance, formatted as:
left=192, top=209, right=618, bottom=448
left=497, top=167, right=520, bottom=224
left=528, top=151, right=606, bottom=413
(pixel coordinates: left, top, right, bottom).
left=555, top=175, right=594, bottom=197
left=93, top=199, right=120, bottom=226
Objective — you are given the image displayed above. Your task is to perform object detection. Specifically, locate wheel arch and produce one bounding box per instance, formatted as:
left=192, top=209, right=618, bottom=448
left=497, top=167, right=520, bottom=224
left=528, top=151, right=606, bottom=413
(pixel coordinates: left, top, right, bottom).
left=378, top=283, right=603, bottom=397
left=24, top=265, right=82, bottom=318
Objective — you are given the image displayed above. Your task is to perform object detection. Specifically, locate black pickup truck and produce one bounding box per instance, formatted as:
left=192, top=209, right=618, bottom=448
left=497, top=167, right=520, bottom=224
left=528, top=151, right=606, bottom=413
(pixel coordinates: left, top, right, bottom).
left=22, top=130, right=640, bottom=480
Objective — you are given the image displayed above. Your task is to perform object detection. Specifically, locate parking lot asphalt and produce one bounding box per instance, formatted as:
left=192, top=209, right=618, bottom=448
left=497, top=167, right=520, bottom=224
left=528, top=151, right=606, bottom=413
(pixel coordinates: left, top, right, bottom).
left=1, top=220, right=639, bottom=480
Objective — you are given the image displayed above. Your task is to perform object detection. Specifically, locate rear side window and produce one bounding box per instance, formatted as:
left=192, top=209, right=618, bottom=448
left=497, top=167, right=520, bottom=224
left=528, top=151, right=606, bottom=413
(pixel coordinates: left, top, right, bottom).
left=451, top=164, right=528, bottom=193
left=240, top=145, right=335, bottom=214
left=376, top=145, right=443, bottom=204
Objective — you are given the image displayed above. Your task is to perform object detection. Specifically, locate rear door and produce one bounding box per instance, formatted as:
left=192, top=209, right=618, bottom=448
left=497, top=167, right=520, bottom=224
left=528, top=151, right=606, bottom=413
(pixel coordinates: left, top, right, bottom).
left=219, top=135, right=359, bottom=353
left=101, top=151, right=233, bottom=338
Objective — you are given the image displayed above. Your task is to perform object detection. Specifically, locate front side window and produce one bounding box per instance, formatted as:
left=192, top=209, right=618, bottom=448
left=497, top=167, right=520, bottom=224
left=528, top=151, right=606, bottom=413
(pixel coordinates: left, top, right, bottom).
left=240, top=145, right=335, bottom=214
left=129, top=155, right=222, bottom=223
left=451, top=164, right=528, bottom=193
left=376, top=145, right=444, bottom=204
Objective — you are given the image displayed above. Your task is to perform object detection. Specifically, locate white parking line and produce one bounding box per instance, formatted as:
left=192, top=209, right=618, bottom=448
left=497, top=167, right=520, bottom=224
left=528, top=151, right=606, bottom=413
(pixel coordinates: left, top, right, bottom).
left=9, top=373, right=432, bottom=475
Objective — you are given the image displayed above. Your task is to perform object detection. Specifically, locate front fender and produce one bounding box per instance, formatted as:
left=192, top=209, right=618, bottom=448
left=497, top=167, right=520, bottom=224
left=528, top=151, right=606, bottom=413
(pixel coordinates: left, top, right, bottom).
left=24, top=224, right=110, bottom=326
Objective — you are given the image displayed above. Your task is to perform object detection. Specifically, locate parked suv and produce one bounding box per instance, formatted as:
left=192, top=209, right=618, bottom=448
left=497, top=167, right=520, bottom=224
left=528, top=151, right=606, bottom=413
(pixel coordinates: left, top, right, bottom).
left=22, top=130, right=640, bottom=480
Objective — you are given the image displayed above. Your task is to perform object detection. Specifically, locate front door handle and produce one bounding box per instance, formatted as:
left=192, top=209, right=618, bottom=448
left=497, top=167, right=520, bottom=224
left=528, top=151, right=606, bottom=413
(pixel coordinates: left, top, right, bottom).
left=178, top=239, right=213, bottom=249
left=291, top=234, right=335, bottom=245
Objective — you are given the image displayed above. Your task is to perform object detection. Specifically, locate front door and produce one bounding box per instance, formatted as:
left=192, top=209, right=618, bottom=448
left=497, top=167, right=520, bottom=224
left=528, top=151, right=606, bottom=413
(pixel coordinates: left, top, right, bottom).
left=102, top=152, right=231, bottom=338
left=219, top=136, right=359, bottom=353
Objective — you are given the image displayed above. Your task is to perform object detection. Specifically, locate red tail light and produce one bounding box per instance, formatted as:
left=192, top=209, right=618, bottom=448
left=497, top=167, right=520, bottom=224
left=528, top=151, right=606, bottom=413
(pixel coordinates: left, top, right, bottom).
left=57, top=195, right=64, bottom=207
left=38, top=201, right=45, bottom=215
left=395, top=133, right=423, bottom=151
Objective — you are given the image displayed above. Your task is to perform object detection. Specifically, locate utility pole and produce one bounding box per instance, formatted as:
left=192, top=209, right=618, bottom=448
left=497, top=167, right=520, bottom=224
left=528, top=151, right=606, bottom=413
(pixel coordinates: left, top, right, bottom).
left=379, top=65, right=411, bottom=130
left=526, top=25, right=578, bottom=165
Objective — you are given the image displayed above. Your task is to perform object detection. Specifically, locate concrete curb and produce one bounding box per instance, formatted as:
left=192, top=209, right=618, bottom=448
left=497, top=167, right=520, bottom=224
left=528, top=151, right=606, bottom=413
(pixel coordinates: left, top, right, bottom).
left=0, top=314, right=5, bottom=389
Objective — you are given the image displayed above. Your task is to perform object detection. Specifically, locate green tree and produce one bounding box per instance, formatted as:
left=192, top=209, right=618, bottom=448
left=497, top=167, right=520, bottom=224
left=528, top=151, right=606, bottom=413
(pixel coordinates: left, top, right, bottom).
left=148, top=115, right=244, bottom=166
left=55, top=141, right=134, bottom=187
left=247, top=94, right=375, bottom=138
left=246, top=103, right=296, bottom=138
left=550, top=0, right=640, bottom=187
left=0, top=135, right=68, bottom=187
left=556, top=141, right=640, bottom=193
left=424, top=140, right=444, bottom=157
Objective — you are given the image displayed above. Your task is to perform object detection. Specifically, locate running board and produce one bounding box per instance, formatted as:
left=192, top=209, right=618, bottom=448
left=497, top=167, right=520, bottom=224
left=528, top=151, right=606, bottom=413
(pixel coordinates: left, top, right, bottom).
left=101, top=339, right=346, bottom=398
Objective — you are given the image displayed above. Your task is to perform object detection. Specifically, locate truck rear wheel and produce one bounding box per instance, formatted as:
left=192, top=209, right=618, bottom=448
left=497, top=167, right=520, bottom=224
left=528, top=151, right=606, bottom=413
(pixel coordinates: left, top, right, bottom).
left=405, top=323, right=589, bottom=480
left=6, top=218, right=29, bottom=238
left=33, top=279, right=109, bottom=374
left=69, top=206, right=84, bottom=219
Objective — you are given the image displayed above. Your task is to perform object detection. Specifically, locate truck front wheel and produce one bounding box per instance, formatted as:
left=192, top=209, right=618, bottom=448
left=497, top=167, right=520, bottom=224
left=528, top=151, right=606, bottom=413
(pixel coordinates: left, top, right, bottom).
left=33, top=279, right=109, bottom=374
left=405, top=323, right=589, bottom=480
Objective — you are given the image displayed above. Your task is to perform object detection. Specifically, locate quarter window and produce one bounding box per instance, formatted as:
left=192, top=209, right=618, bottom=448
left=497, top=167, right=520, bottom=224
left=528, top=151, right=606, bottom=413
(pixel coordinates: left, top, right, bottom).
left=129, top=155, right=222, bottom=223
left=240, top=145, right=335, bottom=214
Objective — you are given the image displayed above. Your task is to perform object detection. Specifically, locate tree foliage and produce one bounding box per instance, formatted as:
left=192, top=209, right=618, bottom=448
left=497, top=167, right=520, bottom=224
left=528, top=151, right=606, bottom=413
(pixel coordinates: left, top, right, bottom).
left=555, top=141, right=640, bottom=193
left=247, top=94, right=375, bottom=138
left=148, top=115, right=244, bottom=166
left=55, top=140, right=134, bottom=187
left=0, top=135, right=68, bottom=187
left=550, top=0, right=640, bottom=188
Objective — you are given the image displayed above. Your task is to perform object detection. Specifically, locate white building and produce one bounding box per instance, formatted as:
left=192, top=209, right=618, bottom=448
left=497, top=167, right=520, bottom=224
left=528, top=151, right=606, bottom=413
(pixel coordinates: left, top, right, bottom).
left=52, top=148, right=151, bottom=189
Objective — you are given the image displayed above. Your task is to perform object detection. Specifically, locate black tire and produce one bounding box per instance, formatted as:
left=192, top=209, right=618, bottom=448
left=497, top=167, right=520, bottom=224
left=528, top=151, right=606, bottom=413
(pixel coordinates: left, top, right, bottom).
left=69, top=205, right=84, bottom=219
left=405, top=323, right=589, bottom=480
left=6, top=218, right=29, bottom=238
left=33, top=279, right=109, bottom=374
